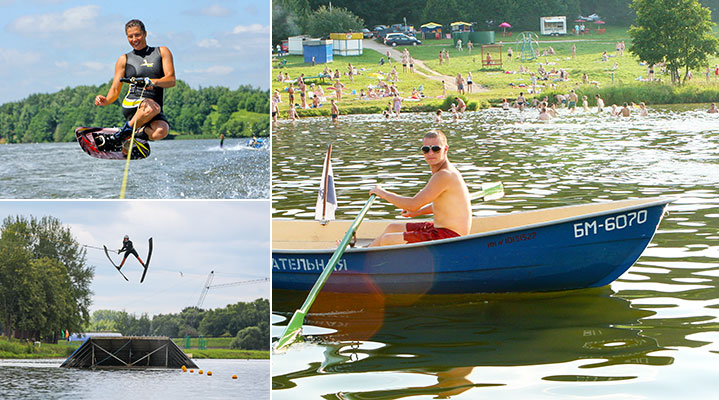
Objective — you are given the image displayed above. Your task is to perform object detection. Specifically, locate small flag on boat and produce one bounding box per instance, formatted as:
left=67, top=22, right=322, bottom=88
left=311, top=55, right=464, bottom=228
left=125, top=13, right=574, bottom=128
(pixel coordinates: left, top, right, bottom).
left=315, top=144, right=337, bottom=223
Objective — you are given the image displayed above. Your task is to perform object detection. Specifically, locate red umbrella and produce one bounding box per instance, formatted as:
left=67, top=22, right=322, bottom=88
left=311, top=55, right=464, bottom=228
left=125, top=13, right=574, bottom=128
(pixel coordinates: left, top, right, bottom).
left=498, top=22, right=511, bottom=36
left=594, top=20, right=606, bottom=24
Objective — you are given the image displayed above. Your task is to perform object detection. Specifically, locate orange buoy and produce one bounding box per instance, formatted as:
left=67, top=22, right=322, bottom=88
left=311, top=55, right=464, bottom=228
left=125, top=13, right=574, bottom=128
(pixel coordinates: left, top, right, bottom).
left=207, top=371, right=213, bottom=376
left=232, top=375, right=237, bottom=379
left=189, top=369, right=194, bottom=373
left=199, top=370, right=204, bottom=375
left=181, top=365, right=187, bottom=372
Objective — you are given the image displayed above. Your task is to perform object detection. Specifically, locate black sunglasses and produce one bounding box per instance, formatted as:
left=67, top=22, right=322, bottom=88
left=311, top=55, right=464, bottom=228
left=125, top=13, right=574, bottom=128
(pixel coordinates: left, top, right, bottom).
left=421, top=145, right=442, bottom=154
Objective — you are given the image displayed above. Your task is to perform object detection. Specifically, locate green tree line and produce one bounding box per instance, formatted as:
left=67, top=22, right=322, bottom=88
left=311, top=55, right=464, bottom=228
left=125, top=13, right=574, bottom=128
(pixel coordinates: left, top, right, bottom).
left=273, top=0, right=719, bottom=43
left=0, top=80, right=270, bottom=144
left=0, top=216, right=93, bottom=343
left=87, top=299, right=270, bottom=350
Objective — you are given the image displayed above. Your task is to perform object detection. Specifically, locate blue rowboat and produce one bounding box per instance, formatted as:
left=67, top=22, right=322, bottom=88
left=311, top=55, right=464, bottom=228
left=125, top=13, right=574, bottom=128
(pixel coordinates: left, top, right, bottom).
left=272, top=198, right=673, bottom=294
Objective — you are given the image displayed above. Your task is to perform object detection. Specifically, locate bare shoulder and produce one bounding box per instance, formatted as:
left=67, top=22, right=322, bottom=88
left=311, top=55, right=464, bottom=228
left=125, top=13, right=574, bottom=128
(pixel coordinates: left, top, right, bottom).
left=433, top=164, right=464, bottom=184
left=116, top=53, right=127, bottom=67
left=159, top=46, right=174, bottom=56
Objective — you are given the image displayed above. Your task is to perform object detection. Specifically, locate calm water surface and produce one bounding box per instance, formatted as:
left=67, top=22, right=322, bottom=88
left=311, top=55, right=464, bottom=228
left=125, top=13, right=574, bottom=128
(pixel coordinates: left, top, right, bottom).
left=272, top=106, right=719, bottom=399
left=0, top=139, right=269, bottom=199
left=0, top=358, right=269, bottom=400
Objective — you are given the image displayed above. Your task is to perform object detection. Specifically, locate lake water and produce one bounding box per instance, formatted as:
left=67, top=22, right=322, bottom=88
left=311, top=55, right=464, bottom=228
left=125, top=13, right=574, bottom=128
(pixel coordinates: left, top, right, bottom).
left=271, top=106, right=719, bottom=399
left=0, top=358, right=269, bottom=400
left=0, top=139, right=270, bottom=199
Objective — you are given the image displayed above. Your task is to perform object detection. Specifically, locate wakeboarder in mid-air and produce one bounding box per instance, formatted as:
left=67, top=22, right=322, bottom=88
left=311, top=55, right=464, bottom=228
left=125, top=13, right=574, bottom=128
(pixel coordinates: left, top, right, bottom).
left=104, top=235, right=153, bottom=283
left=118, top=235, right=144, bottom=268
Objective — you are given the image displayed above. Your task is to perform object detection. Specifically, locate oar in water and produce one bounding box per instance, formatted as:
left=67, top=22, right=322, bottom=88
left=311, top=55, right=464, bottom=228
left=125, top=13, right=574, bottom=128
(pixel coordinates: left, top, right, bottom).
left=469, top=181, right=504, bottom=201
left=275, top=194, right=377, bottom=351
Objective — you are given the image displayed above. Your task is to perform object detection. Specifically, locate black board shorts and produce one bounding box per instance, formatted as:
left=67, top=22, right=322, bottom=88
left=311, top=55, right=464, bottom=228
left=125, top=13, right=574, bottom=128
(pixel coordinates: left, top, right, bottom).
left=122, top=106, right=169, bottom=126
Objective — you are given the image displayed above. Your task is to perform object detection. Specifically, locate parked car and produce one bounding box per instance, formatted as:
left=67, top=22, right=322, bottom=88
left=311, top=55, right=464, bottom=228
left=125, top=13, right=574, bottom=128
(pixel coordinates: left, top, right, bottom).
left=372, top=25, right=388, bottom=37
left=384, top=33, right=421, bottom=47
left=362, top=28, right=373, bottom=38
left=390, top=24, right=415, bottom=35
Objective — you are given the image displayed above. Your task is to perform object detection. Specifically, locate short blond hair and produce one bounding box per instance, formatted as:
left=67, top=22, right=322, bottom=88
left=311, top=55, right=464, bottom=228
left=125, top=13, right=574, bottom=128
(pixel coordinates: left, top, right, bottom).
left=424, top=130, right=447, bottom=147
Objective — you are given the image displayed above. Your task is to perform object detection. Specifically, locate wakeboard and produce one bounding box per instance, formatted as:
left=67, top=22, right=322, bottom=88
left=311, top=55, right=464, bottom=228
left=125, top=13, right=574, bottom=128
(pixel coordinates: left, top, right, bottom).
left=140, top=237, right=153, bottom=283
left=104, top=245, right=129, bottom=281
left=76, top=127, right=151, bottom=160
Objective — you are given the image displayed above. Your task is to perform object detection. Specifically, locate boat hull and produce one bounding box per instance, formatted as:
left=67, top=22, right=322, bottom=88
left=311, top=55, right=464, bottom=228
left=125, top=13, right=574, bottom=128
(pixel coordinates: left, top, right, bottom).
left=272, top=198, right=671, bottom=294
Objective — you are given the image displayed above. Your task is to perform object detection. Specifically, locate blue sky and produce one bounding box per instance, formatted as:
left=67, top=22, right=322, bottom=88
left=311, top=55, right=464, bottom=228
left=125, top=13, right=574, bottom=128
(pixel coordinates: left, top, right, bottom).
left=0, top=0, right=269, bottom=104
left=0, top=200, right=270, bottom=316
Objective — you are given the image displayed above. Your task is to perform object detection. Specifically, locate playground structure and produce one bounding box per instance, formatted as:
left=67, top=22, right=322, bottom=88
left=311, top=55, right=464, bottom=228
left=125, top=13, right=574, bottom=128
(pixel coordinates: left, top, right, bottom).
left=516, top=32, right=541, bottom=62
left=481, top=44, right=503, bottom=68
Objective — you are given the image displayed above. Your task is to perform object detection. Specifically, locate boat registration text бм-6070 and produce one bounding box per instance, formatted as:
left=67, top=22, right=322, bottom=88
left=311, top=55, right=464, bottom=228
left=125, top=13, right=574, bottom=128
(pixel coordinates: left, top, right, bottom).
left=573, top=210, right=648, bottom=238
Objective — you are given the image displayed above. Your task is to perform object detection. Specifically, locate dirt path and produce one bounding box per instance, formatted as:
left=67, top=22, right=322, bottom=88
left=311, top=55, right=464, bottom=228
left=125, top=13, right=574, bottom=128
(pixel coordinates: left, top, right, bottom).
left=362, top=39, right=488, bottom=94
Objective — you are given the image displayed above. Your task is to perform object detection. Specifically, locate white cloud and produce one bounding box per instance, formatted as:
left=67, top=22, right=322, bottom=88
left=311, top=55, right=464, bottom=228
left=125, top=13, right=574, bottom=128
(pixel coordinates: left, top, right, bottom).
left=200, top=4, right=233, bottom=17
left=55, top=61, right=69, bottom=68
left=197, top=38, right=220, bottom=48
left=9, top=5, right=100, bottom=35
left=232, top=24, right=269, bottom=34
left=184, top=65, right=234, bottom=75
left=0, top=48, right=42, bottom=69
left=81, top=61, right=107, bottom=72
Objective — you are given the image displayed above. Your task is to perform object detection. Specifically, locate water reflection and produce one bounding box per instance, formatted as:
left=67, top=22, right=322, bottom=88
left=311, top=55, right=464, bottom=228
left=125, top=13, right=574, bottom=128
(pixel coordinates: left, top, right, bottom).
left=272, top=106, right=719, bottom=398
left=273, top=107, right=719, bottom=218
left=273, top=288, right=677, bottom=397
left=0, top=359, right=269, bottom=400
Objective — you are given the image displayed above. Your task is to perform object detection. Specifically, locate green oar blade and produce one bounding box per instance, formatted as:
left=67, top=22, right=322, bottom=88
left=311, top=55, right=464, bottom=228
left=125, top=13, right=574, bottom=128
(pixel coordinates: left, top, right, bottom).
left=469, top=181, right=504, bottom=201
left=274, top=194, right=377, bottom=351
left=275, top=309, right=306, bottom=350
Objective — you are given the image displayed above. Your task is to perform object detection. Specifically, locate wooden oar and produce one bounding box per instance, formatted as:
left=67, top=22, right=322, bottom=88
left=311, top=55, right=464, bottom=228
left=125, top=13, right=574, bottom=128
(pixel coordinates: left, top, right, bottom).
left=469, top=181, right=504, bottom=201
left=275, top=194, right=377, bottom=351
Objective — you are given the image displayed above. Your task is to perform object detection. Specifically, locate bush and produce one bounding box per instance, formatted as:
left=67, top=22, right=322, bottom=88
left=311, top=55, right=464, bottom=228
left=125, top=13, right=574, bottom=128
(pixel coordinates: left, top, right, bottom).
left=230, top=326, right=267, bottom=350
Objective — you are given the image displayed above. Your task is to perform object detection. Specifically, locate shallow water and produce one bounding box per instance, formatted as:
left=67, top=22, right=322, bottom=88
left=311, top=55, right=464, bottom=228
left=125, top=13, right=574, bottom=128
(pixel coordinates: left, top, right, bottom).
left=271, top=105, right=719, bottom=399
left=0, top=358, right=269, bottom=400
left=0, top=139, right=270, bottom=199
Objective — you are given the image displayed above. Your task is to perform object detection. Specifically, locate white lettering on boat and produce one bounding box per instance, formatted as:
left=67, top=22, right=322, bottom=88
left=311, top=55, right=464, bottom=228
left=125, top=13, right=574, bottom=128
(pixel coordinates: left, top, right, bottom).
left=272, top=257, right=348, bottom=271
left=573, top=210, right=648, bottom=238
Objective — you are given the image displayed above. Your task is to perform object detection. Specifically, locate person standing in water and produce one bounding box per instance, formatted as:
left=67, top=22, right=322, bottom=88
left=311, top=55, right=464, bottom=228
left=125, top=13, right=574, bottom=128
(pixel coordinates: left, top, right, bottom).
left=220, top=133, right=225, bottom=148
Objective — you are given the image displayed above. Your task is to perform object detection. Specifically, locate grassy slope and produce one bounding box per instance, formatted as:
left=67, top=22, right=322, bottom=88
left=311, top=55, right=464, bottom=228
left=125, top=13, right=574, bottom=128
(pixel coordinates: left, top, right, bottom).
left=0, top=336, right=268, bottom=359
left=172, top=337, right=269, bottom=359
left=169, top=108, right=267, bottom=140
left=272, top=27, right=719, bottom=116
left=0, top=337, right=79, bottom=359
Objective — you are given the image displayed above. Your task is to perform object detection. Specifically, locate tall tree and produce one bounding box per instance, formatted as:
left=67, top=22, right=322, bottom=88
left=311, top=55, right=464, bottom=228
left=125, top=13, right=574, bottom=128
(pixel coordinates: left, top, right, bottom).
left=0, top=216, right=93, bottom=341
left=630, top=0, right=719, bottom=83
left=273, top=1, right=303, bottom=46
left=303, top=5, right=365, bottom=38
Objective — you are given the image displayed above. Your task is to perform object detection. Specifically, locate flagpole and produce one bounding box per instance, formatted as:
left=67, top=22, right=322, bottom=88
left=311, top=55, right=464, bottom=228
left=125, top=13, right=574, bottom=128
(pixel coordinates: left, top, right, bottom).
left=321, top=144, right=332, bottom=224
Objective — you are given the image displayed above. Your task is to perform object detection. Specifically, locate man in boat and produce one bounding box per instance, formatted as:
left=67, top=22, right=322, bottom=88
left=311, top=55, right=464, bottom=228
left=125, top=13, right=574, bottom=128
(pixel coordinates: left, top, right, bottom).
left=94, top=19, right=175, bottom=146
left=118, top=235, right=144, bottom=268
left=369, top=130, right=471, bottom=246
